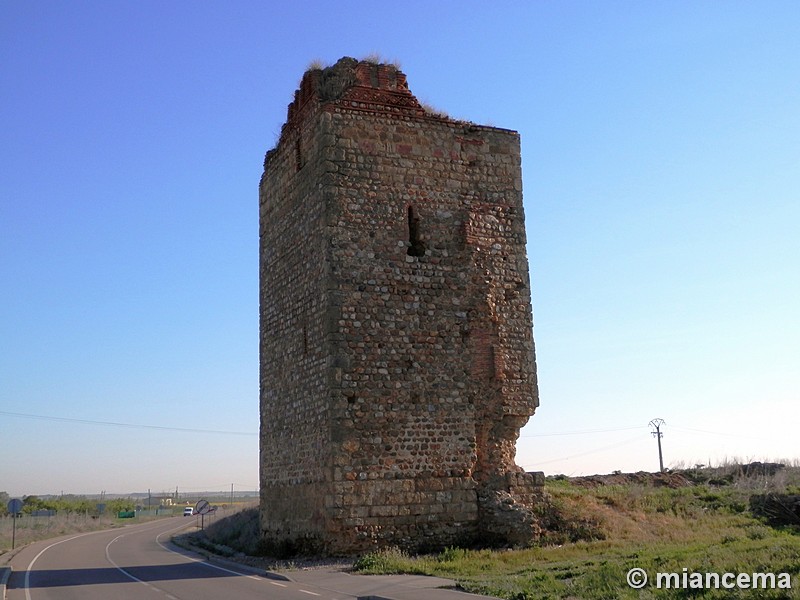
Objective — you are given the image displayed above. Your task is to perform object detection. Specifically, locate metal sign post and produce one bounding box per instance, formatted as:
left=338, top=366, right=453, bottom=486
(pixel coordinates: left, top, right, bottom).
left=194, top=500, right=211, bottom=531
left=8, top=498, right=24, bottom=550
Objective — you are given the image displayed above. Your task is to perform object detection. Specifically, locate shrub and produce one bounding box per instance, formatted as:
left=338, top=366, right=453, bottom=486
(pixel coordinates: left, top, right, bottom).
left=353, top=547, right=412, bottom=573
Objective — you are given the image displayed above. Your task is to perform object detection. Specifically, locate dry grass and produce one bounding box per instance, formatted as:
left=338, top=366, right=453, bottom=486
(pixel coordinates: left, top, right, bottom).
left=198, top=505, right=261, bottom=556
left=0, top=510, right=185, bottom=557
left=0, top=513, right=122, bottom=556
left=305, top=58, right=327, bottom=71
left=419, top=101, right=450, bottom=119
left=360, top=52, right=401, bottom=68
left=353, top=464, right=800, bottom=599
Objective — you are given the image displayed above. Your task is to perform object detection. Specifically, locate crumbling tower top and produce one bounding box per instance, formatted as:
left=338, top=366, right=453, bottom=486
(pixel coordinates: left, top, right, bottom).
left=285, top=57, right=423, bottom=128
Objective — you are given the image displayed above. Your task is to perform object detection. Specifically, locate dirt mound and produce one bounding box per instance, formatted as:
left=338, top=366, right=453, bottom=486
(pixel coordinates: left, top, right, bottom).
left=566, top=471, right=693, bottom=489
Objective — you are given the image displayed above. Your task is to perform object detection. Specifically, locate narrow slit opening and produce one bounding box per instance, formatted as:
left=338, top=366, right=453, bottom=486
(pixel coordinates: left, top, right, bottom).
left=407, top=206, right=425, bottom=257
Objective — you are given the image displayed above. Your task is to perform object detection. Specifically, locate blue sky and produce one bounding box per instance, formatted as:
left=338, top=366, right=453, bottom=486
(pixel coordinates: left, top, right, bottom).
left=1, top=2, right=798, bottom=496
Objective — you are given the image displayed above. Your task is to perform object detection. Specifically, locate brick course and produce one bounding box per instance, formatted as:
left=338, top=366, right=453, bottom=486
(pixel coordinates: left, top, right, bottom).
left=259, top=57, right=542, bottom=554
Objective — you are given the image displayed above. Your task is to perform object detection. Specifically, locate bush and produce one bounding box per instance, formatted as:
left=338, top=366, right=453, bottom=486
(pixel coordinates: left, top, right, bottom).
left=438, top=546, right=468, bottom=563
left=353, top=547, right=413, bottom=573
left=533, top=493, right=606, bottom=545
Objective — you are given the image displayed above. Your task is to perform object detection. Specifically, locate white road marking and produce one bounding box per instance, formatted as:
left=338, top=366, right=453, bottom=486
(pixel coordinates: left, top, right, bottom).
left=106, top=533, right=163, bottom=593
left=103, top=519, right=197, bottom=595
left=23, top=519, right=282, bottom=600
left=23, top=531, right=108, bottom=600
left=154, top=524, right=263, bottom=580
left=299, top=590, right=321, bottom=596
left=23, top=520, right=168, bottom=599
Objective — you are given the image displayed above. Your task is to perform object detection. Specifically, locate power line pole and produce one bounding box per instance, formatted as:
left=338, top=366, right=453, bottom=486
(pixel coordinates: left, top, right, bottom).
left=649, top=418, right=665, bottom=472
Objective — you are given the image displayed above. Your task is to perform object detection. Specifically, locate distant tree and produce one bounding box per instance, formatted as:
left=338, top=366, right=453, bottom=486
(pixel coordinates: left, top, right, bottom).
left=106, top=498, right=135, bottom=514
left=23, top=495, right=45, bottom=513
left=68, top=497, right=95, bottom=514
left=0, top=491, right=9, bottom=516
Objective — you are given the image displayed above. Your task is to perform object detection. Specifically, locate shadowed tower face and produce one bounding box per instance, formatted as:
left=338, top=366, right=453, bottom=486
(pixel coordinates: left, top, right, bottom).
left=259, top=57, right=541, bottom=554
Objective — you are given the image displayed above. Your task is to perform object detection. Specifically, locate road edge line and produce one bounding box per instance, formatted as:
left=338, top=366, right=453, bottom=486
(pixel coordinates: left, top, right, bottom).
left=167, top=533, right=294, bottom=582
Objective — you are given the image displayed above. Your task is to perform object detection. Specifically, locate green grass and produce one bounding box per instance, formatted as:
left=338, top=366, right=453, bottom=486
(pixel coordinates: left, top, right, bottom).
left=184, top=464, right=800, bottom=598
left=354, top=533, right=799, bottom=599
left=352, top=467, right=800, bottom=599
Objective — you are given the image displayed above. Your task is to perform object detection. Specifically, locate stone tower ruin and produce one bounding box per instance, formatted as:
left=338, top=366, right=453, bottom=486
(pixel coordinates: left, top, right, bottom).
left=259, top=57, right=542, bottom=554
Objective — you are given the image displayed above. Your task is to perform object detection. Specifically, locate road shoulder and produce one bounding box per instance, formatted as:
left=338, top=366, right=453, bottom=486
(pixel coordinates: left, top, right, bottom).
left=171, top=532, right=498, bottom=600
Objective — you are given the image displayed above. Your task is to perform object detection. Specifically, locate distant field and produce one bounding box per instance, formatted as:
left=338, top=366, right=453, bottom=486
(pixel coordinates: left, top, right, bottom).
left=0, top=511, right=177, bottom=556
left=0, top=503, right=252, bottom=558
left=1, top=512, right=124, bottom=554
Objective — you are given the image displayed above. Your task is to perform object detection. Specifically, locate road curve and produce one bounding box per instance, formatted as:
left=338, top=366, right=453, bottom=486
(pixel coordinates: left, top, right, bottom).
left=6, top=518, right=354, bottom=600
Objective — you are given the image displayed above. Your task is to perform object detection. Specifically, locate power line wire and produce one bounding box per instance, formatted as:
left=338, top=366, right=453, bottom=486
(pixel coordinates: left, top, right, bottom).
left=519, top=425, right=644, bottom=437
left=669, top=424, right=771, bottom=442
left=520, top=434, right=646, bottom=468
left=0, top=410, right=257, bottom=436
left=1, top=410, right=648, bottom=439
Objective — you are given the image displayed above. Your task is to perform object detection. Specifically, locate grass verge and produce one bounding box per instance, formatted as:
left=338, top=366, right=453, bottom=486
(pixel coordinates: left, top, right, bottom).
left=352, top=465, right=800, bottom=599
left=186, top=464, right=800, bottom=598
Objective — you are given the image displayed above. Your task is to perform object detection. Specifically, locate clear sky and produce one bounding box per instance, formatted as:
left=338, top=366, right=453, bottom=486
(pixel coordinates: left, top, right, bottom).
left=1, top=2, right=798, bottom=497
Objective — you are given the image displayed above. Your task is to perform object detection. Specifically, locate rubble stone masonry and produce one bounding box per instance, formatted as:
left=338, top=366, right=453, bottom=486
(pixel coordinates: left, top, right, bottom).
left=259, top=57, right=542, bottom=554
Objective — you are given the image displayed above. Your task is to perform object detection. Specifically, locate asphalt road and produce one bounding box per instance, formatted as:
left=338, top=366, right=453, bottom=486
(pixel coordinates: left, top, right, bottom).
left=5, top=518, right=355, bottom=600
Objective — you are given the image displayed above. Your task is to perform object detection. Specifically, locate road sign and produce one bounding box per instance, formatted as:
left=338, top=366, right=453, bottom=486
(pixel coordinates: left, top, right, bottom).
left=8, top=498, right=23, bottom=550
left=194, top=500, right=211, bottom=515
left=194, top=499, right=214, bottom=530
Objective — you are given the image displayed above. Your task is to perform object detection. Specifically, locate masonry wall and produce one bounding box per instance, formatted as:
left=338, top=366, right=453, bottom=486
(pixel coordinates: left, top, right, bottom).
left=260, top=58, right=541, bottom=554
left=259, top=100, right=333, bottom=546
